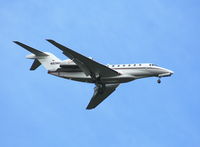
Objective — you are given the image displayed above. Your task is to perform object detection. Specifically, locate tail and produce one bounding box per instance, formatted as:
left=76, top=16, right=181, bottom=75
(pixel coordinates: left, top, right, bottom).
left=14, top=41, right=61, bottom=71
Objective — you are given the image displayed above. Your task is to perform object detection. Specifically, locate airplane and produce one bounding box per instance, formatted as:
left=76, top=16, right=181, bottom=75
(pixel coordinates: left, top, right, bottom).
left=14, top=40, right=174, bottom=110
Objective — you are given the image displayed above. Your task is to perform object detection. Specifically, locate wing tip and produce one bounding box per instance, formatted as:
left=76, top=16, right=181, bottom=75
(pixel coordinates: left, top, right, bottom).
left=46, top=39, right=58, bottom=46
left=13, top=41, right=21, bottom=45
left=86, top=101, right=99, bottom=110
left=46, top=39, right=54, bottom=43
left=86, top=106, right=95, bottom=110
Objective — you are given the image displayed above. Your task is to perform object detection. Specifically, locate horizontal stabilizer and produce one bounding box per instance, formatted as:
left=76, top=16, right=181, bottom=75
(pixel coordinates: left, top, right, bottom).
left=13, top=41, right=48, bottom=56
left=30, top=59, right=41, bottom=70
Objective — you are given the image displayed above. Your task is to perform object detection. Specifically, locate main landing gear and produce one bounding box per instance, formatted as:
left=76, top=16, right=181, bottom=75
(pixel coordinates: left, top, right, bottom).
left=157, top=78, right=161, bottom=84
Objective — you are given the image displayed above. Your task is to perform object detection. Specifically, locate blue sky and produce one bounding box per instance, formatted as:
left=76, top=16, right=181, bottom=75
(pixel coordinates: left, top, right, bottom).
left=1, top=0, right=200, bottom=146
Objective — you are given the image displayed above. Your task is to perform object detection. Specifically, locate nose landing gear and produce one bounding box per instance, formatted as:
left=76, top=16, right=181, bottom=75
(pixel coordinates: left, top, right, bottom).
left=157, top=78, right=161, bottom=84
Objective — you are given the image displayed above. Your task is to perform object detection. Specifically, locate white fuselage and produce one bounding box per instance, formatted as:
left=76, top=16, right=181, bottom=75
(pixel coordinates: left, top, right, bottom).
left=48, top=63, right=173, bottom=84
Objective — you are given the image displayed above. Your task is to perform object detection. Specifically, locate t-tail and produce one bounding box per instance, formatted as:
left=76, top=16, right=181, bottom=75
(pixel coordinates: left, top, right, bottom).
left=14, top=41, right=61, bottom=71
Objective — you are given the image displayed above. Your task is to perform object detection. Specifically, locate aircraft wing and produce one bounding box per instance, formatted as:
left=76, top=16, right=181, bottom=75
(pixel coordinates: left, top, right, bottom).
left=46, top=40, right=120, bottom=78
left=86, top=84, right=119, bottom=109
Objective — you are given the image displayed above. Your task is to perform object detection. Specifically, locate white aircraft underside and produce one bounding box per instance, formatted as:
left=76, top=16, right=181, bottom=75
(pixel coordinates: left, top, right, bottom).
left=14, top=40, right=173, bottom=110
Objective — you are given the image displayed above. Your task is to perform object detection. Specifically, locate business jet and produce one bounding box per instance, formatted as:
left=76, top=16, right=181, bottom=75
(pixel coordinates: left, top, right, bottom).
left=14, top=40, right=173, bottom=109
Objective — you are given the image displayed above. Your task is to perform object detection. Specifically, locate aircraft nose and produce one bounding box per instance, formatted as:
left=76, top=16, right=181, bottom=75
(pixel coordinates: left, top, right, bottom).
left=167, top=69, right=174, bottom=75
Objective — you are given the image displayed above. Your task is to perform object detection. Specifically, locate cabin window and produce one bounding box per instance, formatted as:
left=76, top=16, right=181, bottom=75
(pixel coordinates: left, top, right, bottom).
left=139, top=64, right=141, bottom=66
left=123, top=64, right=125, bottom=67
left=128, top=64, right=131, bottom=66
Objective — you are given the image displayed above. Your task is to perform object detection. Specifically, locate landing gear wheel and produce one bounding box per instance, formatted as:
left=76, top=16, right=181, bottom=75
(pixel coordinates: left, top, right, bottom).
left=157, top=79, right=161, bottom=84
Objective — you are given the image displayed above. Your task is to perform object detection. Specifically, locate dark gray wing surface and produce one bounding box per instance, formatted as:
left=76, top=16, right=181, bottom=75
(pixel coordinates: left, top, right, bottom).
left=46, top=39, right=120, bottom=78
left=86, top=84, right=119, bottom=109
